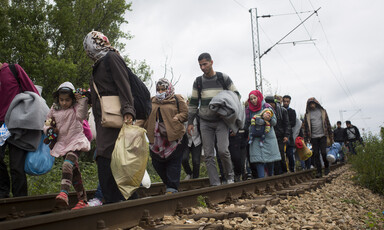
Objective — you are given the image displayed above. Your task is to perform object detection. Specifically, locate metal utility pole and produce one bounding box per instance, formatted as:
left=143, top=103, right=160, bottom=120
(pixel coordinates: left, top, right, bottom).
left=249, top=8, right=263, bottom=93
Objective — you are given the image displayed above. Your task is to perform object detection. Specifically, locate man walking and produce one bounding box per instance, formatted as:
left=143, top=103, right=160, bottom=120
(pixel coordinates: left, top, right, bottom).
left=264, top=96, right=291, bottom=175
left=345, top=120, right=361, bottom=155
left=282, top=95, right=297, bottom=172
left=333, top=121, right=346, bottom=161
left=303, top=97, right=333, bottom=178
left=0, top=62, right=40, bottom=198
left=188, top=53, right=239, bottom=186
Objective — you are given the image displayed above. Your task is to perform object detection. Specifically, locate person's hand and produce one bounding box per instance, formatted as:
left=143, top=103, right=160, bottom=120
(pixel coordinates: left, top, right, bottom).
left=173, top=116, right=179, bottom=121
left=263, top=112, right=271, bottom=121
left=230, top=130, right=236, bottom=136
left=187, top=124, right=194, bottom=136
left=124, top=114, right=133, bottom=125
left=74, top=93, right=82, bottom=101
left=283, top=137, right=288, bottom=143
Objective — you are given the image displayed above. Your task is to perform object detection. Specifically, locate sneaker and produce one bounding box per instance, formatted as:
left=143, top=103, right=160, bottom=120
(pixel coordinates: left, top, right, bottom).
left=71, top=200, right=89, bottom=210
left=184, top=174, right=192, bottom=180
left=55, top=192, right=69, bottom=207
left=226, top=179, right=234, bottom=184
left=88, top=198, right=103, bottom=207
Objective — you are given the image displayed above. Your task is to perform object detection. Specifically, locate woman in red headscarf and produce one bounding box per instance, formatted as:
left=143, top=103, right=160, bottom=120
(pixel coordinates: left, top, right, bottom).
left=245, top=90, right=281, bottom=178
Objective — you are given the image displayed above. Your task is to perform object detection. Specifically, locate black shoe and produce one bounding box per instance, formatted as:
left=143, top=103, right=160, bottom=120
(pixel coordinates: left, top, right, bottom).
left=324, top=167, right=330, bottom=175
left=316, top=172, right=322, bottom=178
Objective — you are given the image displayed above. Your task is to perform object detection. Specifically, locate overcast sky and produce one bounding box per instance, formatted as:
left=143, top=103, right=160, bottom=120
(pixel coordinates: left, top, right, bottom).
left=123, top=0, right=384, bottom=136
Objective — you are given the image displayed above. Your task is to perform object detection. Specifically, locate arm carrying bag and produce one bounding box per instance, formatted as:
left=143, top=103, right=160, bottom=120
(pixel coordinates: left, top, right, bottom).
left=93, top=81, right=123, bottom=128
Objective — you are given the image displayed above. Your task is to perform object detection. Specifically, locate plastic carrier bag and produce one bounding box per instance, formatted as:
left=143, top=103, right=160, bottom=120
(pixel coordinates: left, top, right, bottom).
left=0, top=123, right=11, bottom=146
left=111, top=123, right=149, bottom=199
left=295, top=136, right=313, bottom=161
left=327, top=142, right=341, bottom=163
left=25, top=133, right=55, bottom=175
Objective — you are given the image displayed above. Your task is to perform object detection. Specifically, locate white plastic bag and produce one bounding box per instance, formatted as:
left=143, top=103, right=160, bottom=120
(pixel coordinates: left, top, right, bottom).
left=141, top=170, right=151, bottom=188
left=111, top=123, right=149, bottom=199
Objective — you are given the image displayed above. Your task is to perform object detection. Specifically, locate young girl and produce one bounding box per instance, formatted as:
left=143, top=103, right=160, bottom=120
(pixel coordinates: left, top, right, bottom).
left=44, top=82, right=90, bottom=210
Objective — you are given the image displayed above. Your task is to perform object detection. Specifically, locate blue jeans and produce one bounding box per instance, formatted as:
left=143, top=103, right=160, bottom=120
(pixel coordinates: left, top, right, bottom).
left=181, top=143, right=202, bottom=179
left=255, top=162, right=274, bottom=178
left=286, top=145, right=295, bottom=172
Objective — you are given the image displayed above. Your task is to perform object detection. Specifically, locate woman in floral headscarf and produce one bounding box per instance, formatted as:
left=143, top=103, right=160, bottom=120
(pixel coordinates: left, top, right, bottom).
left=83, top=31, right=135, bottom=204
left=245, top=90, right=281, bottom=178
left=144, top=78, right=188, bottom=194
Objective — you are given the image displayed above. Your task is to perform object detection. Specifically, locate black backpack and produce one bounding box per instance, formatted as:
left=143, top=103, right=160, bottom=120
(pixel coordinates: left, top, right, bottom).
left=196, top=71, right=228, bottom=102
left=105, top=53, right=152, bottom=120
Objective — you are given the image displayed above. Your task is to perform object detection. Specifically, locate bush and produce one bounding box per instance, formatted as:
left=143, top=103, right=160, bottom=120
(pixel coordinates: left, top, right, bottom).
left=349, top=134, right=384, bottom=196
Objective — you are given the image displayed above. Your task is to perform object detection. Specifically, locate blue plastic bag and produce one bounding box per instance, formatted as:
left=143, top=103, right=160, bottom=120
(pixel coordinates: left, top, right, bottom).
left=25, top=133, right=55, bottom=175
left=327, top=142, right=341, bottom=163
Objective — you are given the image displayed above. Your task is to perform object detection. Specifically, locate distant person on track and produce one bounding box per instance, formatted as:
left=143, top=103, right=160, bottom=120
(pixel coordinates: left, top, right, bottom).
left=245, top=90, right=281, bottom=178
left=264, top=96, right=290, bottom=176
left=282, top=95, right=297, bottom=172
left=187, top=53, right=240, bottom=186
left=44, top=82, right=90, bottom=210
left=144, top=78, right=188, bottom=194
left=0, top=62, right=40, bottom=198
left=303, top=97, right=333, bottom=178
left=345, top=120, right=362, bottom=155
left=333, top=121, right=346, bottom=162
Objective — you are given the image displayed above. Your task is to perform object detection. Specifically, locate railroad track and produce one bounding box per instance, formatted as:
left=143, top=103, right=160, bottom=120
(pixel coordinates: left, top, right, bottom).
left=0, top=163, right=344, bottom=230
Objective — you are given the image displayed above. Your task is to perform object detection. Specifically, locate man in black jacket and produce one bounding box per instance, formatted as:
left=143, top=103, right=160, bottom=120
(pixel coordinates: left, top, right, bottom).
left=345, top=120, right=361, bottom=155
left=333, top=121, right=346, bottom=161
left=282, top=95, right=297, bottom=172
left=265, top=96, right=291, bottom=175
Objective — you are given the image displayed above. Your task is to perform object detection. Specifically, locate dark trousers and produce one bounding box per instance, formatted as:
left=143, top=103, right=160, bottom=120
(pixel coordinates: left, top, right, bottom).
left=151, top=136, right=187, bottom=192
left=181, top=143, right=202, bottom=179
left=311, top=136, right=329, bottom=173
left=286, top=145, right=295, bottom=172
left=0, top=141, right=28, bottom=198
left=229, top=134, right=246, bottom=177
left=274, top=139, right=288, bottom=175
left=97, top=156, right=125, bottom=204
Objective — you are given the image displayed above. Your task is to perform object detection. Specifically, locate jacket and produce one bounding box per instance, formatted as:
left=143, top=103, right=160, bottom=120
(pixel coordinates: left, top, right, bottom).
left=286, top=107, right=297, bottom=146
left=144, top=94, right=188, bottom=144
left=333, top=127, right=346, bottom=142
left=5, top=91, right=49, bottom=151
left=248, top=101, right=281, bottom=163
left=273, top=103, right=291, bottom=140
left=208, top=90, right=245, bottom=133
left=303, top=97, right=333, bottom=145
left=345, top=125, right=360, bottom=142
left=44, top=98, right=90, bottom=157
left=90, top=51, right=136, bottom=159
left=0, top=63, right=40, bottom=122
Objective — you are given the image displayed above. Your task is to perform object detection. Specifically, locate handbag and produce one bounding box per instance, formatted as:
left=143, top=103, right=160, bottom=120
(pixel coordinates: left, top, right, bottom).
left=93, top=81, right=123, bottom=128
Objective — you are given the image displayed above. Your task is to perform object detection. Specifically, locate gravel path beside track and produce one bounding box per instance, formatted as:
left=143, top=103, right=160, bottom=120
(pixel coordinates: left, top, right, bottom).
left=132, top=165, right=384, bottom=229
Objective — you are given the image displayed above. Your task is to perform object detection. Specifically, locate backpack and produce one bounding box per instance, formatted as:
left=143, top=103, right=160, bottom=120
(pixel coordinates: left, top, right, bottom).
left=105, top=52, right=152, bottom=120
left=196, top=72, right=228, bottom=101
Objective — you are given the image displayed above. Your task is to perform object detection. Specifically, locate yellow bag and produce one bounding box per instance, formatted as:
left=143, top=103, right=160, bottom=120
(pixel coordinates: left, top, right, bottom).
left=111, top=123, right=149, bottom=199
left=297, top=140, right=313, bottom=161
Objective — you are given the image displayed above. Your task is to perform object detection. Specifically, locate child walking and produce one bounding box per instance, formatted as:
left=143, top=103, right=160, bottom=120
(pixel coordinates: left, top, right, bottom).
left=44, top=82, right=90, bottom=210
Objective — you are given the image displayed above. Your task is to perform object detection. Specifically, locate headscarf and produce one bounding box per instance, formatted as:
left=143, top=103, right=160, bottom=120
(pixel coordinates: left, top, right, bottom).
left=248, top=90, right=263, bottom=112
left=155, top=78, right=174, bottom=101
left=83, top=31, right=118, bottom=62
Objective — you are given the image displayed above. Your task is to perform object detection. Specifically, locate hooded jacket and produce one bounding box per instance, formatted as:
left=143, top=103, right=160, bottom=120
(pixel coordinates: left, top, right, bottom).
left=303, top=97, right=333, bottom=145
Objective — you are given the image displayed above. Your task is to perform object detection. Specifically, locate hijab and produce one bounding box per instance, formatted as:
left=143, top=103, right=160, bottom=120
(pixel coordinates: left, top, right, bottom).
left=155, top=78, right=174, bottom=101
left=248, top=90, right=263, bottom=112
left=83, top=31, right=118, bottom=62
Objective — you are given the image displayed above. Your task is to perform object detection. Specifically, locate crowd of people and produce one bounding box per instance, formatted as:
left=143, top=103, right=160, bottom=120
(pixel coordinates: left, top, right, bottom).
left=0, top=31, right=363, bottom=210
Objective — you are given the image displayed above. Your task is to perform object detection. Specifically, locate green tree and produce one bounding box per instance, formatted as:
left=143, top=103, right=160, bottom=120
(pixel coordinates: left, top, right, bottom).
left=0, top=0, right=152, bottom=105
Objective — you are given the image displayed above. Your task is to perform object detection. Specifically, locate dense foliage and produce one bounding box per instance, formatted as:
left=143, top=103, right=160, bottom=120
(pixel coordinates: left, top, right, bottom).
left=0, top=0, right=152, bottom=105
left=349, top=134, right=384, bottom=196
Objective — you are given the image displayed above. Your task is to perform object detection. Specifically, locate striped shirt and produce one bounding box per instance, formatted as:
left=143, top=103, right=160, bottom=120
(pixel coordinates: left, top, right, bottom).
left=188, top=73, right=239, bottom=125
